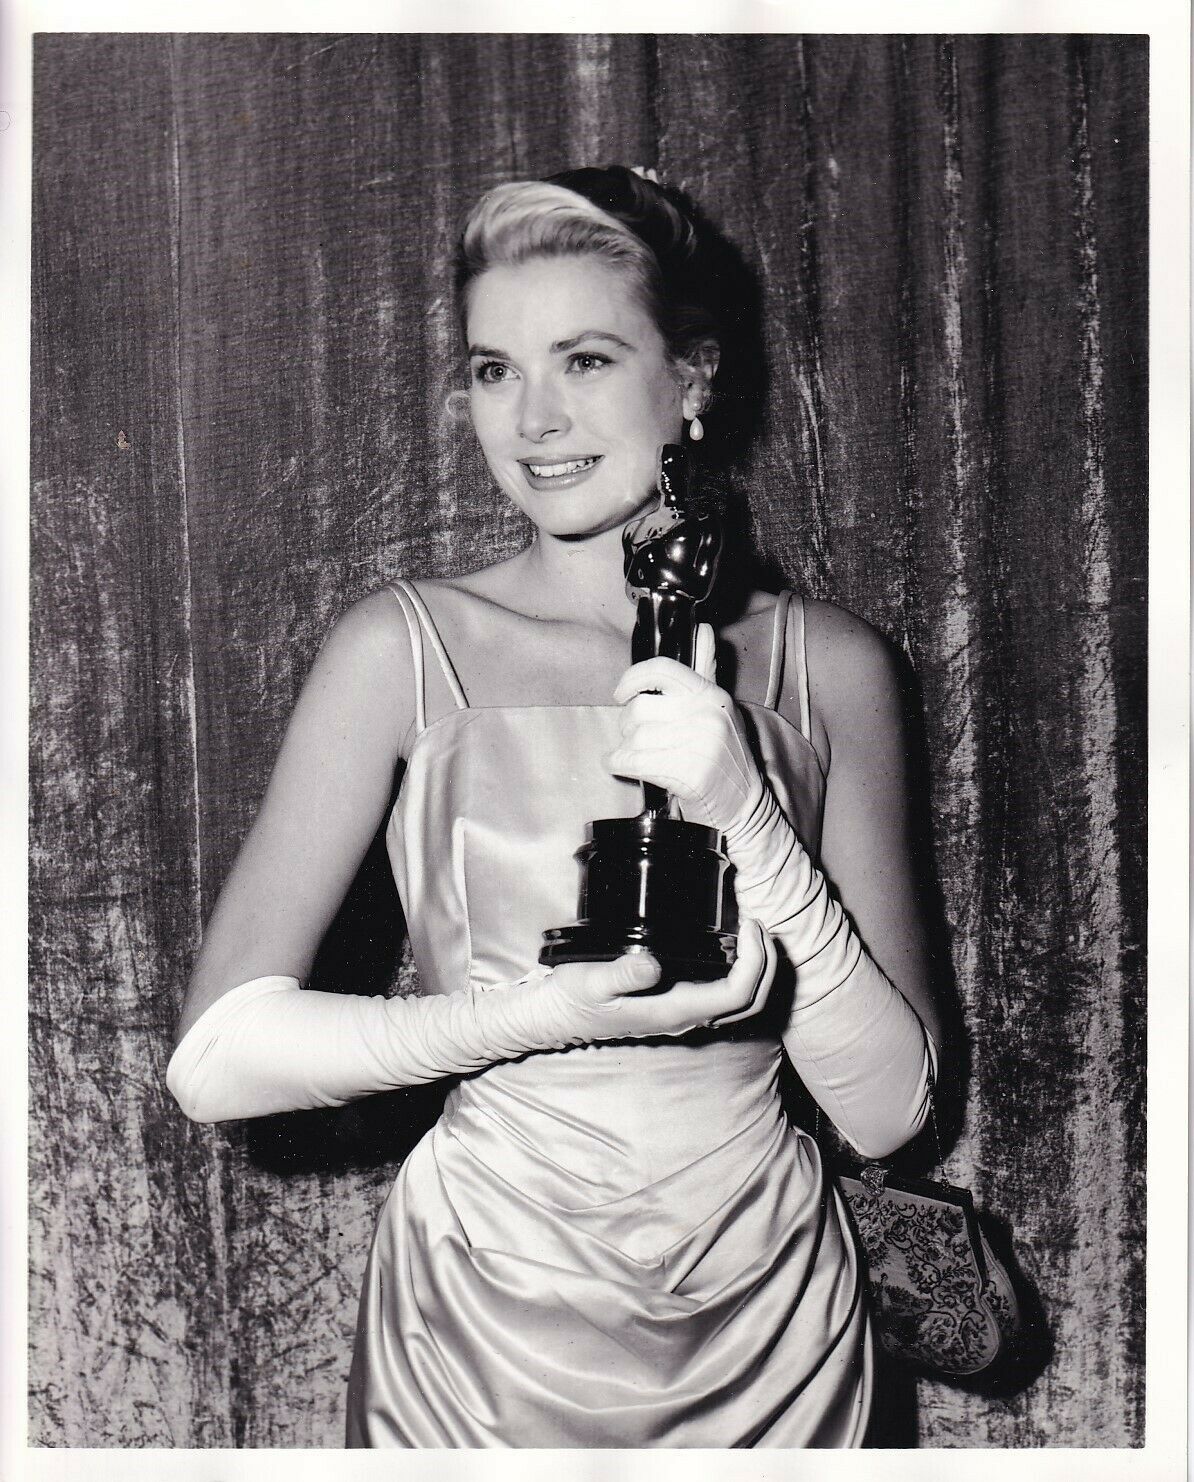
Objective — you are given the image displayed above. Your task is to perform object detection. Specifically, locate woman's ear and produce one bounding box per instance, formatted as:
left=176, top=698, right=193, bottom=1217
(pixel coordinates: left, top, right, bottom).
left=679, top=340, right=721, bottom=419
left=442, top=388, right=472, bottom=428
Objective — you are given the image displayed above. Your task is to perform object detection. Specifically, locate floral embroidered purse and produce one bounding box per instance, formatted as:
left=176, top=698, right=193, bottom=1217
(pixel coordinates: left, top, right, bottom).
left=835, top=1160, right=1024, bottom=1378
left=816, top=1081, right=1026, bottom=1381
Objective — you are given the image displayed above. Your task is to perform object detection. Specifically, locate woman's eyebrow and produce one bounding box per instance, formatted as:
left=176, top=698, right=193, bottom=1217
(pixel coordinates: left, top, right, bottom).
left=552, top=331, right=635, bottom=352
left=467, top=331, right=636, bottom=359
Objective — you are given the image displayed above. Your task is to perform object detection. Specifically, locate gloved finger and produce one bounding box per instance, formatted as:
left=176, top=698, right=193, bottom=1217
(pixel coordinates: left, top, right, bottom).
left=655, top=921, right=772, bottom=1034
left=622, top=711, right=714, bottom=764
left=620, top=712, right=738, bottom=755
left=569, top=952, right=662, bottom=1007
left=603, top=746, right=690, bottom=796
left=608, top=731, right=730, bottom=790
left=609, top=728, right=745, bottom=786
left=620, top=689, right=731, bottom=742
left=607, top=727, right=717, bottom=767
left=694, top=623, right=717, bottom=684
left=619, top=692, right=673, bottom=735
left=613, top=656, right=719, bottom=705
left=713, top=922, right=778, bottom=1025
left=616, top=715, right=753, bottom=780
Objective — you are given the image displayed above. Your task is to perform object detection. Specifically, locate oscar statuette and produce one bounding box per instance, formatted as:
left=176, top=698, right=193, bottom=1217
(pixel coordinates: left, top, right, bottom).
left=540, top=444, right=736, bottom=981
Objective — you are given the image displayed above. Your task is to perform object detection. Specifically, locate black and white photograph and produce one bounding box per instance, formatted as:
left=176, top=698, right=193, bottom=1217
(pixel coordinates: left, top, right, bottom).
left=8, top=4, right=1186, bottom=1475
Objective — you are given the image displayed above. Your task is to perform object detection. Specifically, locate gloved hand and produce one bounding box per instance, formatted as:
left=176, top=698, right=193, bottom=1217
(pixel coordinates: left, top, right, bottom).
left=608, top=621, right=837, bottom=950
left=167, top=919, right=777, bottom=1124
left=607, top=623, right=765, bottom=837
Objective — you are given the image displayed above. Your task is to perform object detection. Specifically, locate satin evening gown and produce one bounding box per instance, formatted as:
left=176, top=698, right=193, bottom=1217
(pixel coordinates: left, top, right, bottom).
left=344, top=580, right=874, bottom=1448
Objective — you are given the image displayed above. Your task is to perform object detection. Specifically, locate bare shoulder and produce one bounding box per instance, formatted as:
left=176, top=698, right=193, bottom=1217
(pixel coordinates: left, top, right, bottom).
left=804, top=597, right=901, bottom=693
left=306, top=585, right=419, bottom=751
left=802, top=598, right=905, bottom=772
left=317, top=585, right=415, bottom=684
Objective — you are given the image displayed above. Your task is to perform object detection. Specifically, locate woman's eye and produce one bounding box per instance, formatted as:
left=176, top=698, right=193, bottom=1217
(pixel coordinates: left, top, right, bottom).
left=568, top=352, right=612, bottom=375
left=472, top=360, right=512, bottom=385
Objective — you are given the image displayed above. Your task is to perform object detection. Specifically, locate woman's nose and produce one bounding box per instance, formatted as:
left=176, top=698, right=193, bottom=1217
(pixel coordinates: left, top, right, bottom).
left=517, top=376, right=570, bottom=442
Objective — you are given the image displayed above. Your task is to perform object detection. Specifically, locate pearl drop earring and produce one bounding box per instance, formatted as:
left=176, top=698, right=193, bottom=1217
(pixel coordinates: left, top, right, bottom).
left=688, top=415, right=704, bottom=442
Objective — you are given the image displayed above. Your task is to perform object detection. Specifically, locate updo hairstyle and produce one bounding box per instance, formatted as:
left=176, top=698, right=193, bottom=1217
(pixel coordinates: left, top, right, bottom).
left=453, top=165, right=720, bottom=368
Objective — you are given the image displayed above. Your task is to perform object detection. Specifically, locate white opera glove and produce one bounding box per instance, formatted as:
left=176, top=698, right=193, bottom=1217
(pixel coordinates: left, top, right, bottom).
left=167, top=922, right=778, bottom=1124
left=608, top=621, right=855, bottom=958
left=608, top=623, right=936, bottom=1158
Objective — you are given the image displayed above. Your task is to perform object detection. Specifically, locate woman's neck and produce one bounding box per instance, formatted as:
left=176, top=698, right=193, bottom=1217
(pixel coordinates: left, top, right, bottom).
left=511, top=523, right=638, bottom=635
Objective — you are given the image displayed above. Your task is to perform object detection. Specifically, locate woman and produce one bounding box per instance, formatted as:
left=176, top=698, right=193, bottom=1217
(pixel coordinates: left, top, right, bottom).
left=167, top=166, right=941, bottom=1448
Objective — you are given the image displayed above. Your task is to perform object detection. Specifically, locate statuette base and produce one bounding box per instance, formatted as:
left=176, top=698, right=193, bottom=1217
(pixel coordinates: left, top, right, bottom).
left=540, top=814, right=736, bottom=982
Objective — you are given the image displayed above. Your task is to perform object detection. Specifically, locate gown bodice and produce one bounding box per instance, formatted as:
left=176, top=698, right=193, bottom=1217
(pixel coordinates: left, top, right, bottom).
left=383, top=584, right=829, bottom=1190
left=386, top=699, right=826, bottom=998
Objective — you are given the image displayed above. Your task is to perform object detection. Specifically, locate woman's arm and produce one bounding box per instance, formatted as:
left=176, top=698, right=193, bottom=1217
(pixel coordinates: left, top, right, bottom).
left=801, top=600, right=941, bottom=1051
left=175, top=589, right=415, bottom=1043
left=168, top=923, right=777, bottom=1122
left=608, top=606, right=939, bottom=1158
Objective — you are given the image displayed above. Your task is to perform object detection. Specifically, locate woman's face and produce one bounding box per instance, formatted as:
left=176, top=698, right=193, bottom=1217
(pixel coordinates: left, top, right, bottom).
left=465, top=254, right=688, bottom=541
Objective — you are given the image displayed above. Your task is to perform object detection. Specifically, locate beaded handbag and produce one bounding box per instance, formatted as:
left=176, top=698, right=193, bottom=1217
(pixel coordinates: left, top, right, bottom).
left=836, top=1162, right=1023, bottom=1377
left=819, top=1098, right=1025, bottom=1379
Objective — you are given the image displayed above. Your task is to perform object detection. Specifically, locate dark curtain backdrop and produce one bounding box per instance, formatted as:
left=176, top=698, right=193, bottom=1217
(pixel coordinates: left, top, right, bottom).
left=30, top=33, right=1146, bottom=1448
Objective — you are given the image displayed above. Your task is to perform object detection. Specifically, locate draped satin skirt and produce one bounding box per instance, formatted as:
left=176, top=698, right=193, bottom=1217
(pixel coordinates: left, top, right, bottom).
left=345, top=1035, right=872, bottom=1448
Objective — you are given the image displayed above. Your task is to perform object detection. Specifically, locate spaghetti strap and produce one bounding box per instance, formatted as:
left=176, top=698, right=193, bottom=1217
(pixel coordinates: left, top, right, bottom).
left=388, top=580, right=470, bottom=730
left=388, top=584, right=428, bottom=734
left=792, top=594, right=812, bottom=742
left=763, top=590, right=793, bottom=709
left=763, top=590, right=812, bottom=743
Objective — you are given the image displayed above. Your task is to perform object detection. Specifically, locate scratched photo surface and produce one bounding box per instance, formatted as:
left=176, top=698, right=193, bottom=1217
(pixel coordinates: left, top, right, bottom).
left=29, top=33, right=1146, bottom=1447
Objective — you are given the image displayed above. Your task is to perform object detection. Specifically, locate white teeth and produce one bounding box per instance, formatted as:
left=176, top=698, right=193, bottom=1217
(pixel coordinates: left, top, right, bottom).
left=528, top=457, right=598, bottom=477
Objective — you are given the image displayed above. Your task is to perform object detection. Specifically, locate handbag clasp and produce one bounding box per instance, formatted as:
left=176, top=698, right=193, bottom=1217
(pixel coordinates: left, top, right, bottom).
left=859, top=1162, right=888, bottom=1194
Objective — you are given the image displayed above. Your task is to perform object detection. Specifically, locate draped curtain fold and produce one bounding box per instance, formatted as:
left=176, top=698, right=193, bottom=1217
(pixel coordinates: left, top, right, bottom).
left=30, top=33, right=1146, bottom=1447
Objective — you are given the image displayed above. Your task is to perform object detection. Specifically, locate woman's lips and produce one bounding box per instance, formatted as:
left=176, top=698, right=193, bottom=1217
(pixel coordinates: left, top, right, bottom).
left=519, top=455, right=603, bottom=491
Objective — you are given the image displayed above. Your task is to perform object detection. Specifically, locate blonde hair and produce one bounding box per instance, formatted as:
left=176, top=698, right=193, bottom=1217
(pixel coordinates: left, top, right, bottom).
left=454, top=168, right=717, bottom=363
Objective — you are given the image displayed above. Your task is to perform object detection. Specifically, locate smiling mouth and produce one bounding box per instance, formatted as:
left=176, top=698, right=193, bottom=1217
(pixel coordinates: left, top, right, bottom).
left=522, top=456, right=601, bottom=479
